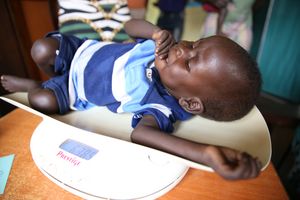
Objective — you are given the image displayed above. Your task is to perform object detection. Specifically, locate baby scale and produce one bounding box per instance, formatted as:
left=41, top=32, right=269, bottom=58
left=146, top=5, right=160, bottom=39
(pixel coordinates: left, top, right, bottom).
left=1, top=93, right=272, bottom=199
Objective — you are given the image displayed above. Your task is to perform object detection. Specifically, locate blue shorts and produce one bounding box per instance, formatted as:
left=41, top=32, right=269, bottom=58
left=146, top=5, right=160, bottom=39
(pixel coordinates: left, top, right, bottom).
left=42, top=32, right=86, bottom=114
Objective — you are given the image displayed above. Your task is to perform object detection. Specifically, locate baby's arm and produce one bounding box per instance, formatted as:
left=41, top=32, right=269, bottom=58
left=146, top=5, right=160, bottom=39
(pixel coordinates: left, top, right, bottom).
left=131, top=115, right=262, bottom=180
left=124, top=19, right=160, bottom=40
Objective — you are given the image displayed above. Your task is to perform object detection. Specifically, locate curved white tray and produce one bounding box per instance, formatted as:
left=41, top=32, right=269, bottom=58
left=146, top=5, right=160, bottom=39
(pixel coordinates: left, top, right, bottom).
left=1, top=92, right=272, bottom=199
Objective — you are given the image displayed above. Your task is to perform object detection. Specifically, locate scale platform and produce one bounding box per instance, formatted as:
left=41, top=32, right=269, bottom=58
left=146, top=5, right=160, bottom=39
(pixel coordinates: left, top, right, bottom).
left=1, top=93, right=272, bottom=199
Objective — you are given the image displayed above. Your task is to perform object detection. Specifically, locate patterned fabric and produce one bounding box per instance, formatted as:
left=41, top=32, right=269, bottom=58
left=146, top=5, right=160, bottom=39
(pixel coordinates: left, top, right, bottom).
left=58, top=0, right=132, bottom=42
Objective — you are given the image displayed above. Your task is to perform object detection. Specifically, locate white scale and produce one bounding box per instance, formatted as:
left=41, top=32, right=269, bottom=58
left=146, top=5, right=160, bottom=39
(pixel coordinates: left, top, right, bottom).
left=1, top=94, right=272, bottom=199
left=30, top=114, right=189, bottom=200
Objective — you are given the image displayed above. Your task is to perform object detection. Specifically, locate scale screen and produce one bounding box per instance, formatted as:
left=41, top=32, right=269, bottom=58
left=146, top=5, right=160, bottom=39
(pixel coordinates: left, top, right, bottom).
left=59, top=139, right=98, bottom=160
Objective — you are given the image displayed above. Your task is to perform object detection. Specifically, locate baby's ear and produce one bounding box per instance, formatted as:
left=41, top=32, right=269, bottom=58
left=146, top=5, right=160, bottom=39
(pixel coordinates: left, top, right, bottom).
left=178, top=97, right=204, bottom=114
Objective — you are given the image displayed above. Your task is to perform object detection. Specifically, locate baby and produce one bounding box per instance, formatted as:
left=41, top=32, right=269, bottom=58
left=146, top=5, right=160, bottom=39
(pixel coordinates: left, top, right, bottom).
left=1, top=19, right=262, bottom=180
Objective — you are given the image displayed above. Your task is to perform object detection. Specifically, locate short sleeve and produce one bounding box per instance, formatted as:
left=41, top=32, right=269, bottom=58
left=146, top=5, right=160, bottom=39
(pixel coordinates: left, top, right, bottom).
left=131, top=108, right=175, bottom=133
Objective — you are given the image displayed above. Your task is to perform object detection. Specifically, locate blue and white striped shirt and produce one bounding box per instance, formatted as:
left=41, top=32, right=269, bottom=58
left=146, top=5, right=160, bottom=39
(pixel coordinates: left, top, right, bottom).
left=45, top=38, right=191, bottom=132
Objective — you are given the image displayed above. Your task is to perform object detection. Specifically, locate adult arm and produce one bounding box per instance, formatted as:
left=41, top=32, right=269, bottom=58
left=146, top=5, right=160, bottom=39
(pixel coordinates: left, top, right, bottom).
left=131, top=115, right=262, bottom=180
left=196, top=0, right=230, bottom=36
left=216, top=7, right=227, bottom=36
left=197, top=0, right=230, bottom=9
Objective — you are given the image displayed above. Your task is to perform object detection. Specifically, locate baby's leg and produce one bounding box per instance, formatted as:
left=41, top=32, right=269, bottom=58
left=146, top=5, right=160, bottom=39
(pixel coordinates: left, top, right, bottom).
left=1, top=36, right=59, bottom=93
left=1, top=75, right=59, bottom=114
left=1, top=75, right=41, bottom=93
left=28, top=88, right=59, bottom=114
left=31, top=37, right=60, bottom=77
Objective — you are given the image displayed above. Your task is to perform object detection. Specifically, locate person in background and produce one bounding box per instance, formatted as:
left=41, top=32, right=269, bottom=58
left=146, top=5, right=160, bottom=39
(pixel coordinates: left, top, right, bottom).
left=154, top=0, right=187, bottom=41
left=127, top=0, right=148, bottom=19
left=201, top=0, right=255, bottom=51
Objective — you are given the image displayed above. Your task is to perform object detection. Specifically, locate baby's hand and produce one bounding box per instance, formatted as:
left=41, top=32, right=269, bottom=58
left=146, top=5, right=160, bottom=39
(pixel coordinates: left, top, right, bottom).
left=152, top=29, right=176, bottom=60
left=204, top=146, right=262, bottom=180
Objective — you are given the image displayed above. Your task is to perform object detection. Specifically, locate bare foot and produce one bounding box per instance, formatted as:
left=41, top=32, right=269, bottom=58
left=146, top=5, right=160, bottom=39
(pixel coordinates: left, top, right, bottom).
left=0, top=75, right=41, bottom=92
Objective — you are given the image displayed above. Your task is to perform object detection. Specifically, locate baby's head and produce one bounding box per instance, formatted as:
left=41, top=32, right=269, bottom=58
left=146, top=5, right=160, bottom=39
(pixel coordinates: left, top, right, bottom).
left=155, top=35, right=261, bottom=121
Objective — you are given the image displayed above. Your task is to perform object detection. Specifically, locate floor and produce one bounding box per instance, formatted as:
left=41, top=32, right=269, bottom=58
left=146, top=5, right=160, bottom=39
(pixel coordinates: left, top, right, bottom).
left=0, top=98, right=16, bottom=117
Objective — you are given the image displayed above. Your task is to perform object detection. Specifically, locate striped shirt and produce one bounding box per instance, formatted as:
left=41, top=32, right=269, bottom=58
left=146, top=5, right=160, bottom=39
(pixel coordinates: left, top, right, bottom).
left=44, top=37, right=191, bottom=132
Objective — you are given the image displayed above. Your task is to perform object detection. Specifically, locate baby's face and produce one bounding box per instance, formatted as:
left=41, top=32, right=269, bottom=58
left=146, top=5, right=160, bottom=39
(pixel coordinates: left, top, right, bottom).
left=155, top=36, right=239, bottom=100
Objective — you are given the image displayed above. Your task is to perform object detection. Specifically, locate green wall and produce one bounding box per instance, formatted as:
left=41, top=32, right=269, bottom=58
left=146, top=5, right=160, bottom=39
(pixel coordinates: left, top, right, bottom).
left=256, top=0, right=300, bottom=103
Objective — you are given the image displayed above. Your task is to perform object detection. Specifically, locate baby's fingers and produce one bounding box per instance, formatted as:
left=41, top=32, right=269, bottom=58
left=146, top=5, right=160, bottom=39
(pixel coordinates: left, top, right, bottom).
left=154, top=30, right=170, bottom=43
left=156, top=39, right=175, bottom=58
left=156, top=36, right=174, bottom=50
left=156, top=44, right=172, bottom=59
left=252, top=158, right=262, bottom=177
left=157, top=53, right=168, bottom=60
left=239, top=154, right=261, bottom=179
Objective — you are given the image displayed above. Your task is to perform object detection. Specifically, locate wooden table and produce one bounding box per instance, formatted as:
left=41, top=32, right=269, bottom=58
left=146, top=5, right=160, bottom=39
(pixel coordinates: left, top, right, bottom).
left=0, top=108, right=289, bottom=200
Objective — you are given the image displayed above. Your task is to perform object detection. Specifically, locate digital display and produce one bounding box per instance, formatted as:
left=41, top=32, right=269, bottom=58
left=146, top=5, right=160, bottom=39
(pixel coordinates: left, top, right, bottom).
left=59, top=139, right=98, bottom=160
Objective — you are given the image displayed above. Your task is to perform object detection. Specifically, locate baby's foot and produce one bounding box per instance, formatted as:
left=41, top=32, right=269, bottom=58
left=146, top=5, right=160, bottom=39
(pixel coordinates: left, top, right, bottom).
left=0, top=75, right=40, bottom=92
